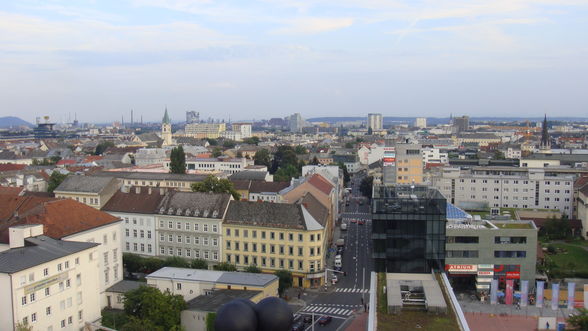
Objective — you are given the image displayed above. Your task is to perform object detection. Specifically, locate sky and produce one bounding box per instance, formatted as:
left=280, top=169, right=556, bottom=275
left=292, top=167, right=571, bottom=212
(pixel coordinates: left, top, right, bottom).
left=0, top=0, right=587, bottom=123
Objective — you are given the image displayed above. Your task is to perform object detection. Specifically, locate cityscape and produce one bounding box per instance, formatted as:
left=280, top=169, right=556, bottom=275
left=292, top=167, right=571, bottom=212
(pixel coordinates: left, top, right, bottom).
left=1, top=1, right=588, bottom=331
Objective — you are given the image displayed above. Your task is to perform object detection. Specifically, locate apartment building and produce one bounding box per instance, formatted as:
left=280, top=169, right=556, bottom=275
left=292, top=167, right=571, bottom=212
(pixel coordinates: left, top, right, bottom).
left=54, top=175, right=120, bottom=209
left=432, top=167, right=574, bottom=213
left=421, top=147, right=449, bottom=165
left=134, top=148, right=169, bottom=166
left=102, top=186, right=166, bottom=256
left=394, top=143, right=424, bottom=184
left=223, top=201, right=326, bottom=288
left=0, top=195, right=123, bottom=308
left=179, top=157, right=254, bottom=175
left=185, top=123, right=226, bottom=139
left=367, top=113, right=383, bottom=131
left=155, top=191, right=231, bottom=264
left=0, top=225, right=101, bottom=331
left=445, top=219, right=538, bottom=292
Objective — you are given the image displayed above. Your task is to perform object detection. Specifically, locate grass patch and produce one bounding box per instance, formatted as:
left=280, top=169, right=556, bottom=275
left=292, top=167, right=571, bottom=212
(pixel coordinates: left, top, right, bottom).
left=376, top=273, right=460, bottom=331
left=494, top=223, right=533, bottom=229
left=544, top=243, right=588, bottom=278
left=101, top=308, right=128, bottom=329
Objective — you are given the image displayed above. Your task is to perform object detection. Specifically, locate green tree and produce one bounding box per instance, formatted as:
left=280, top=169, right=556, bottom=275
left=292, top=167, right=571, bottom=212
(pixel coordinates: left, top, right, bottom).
left=337, top=162, right=351, bottom=186
left=345, top=142, right=354, bottom=149
left=169, top=145, right=186, bottom=174
left=205, top=312, right=216, bottom=331
left=493, top=150, right=506, bottom=160
left=243, top=136, right=260, bottom=145
left=15, top=323, right=33, bottom=331
left=124, top=286, right=186, bottom=330
left=568, top=308, right=588, bottom=330
left=253, top=149, right=272, bottom=168
left=121, top=316, right=162, bottom=331
left=271, top=146, right=298, bottom=173
left=294, top=145, right=307, bottom=154
left=190, top=258, right=208, bottom=270
left=211, top=147, right=222, bottom=157
left=206, top=138, right=218, bottom=146
left=540, top=216, right=571, bottom=240
left=163, top=256, right=190, bottom=268
left=213, top=262, right=237, bottom=271
left=95, top=141, right=115, bottom=155
left=359, top=176, right=374, bottom=199
left=191, top=175, right=241, bottom=200
left=222, top=140, right=236, bottom=149
left=244, top=264, right=262, bottom=273
left=47, top=171, right=67, bottom=193
left=274, top=270, right=293, bottom=296
left=274, top=164, right=300, bottom=182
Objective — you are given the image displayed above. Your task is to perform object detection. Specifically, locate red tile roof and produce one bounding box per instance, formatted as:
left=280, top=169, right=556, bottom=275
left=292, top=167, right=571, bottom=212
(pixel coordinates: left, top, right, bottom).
left=56, top=159, right=76, bottom=166
left=0, top=195, right=119, bottom=243
left=83, top=155, right=104, bottom=163
left=0, top=187, right=24, bottom=195
left=0, top=164, right=27, bottom=171
left=307, top=174, right=334, bottom=196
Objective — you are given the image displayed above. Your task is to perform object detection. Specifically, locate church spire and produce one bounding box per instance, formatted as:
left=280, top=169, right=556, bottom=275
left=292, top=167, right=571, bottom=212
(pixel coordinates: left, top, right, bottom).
left=540, top=114, right=550, bottom=149
left=162, top=107, right=171, bottom=125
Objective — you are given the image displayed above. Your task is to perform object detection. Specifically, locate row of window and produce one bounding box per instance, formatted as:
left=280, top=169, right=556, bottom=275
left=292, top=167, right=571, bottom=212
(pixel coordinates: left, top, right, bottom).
left=446, top=236, right=527, bottom=244
left=124, top=217, right=152, bottom=227
left=70, top=196, right=99, bottom=205
left=20, top=258, right=81, bottom=287
left=446, top=250, right=527, bottom=258
left=125, top=180, right=188, bottom=188
left=226, top=241, right=321, bottom=256
left=160, top=246, right=219, bottom=260
left=226, top=254, right=322, bottom=271
left=461, top=195, right=569, bottom=202
left=453, top=187, right=571, bottom=195
left=225, top=229, right=320, bottom=242
left=125, top=229, right=152, bottom=238
left=126, top=242, right=153, bottom=253
left=22, top=309, right=83, bottom=330
left=22, top=276, right=81, bottom=307
left=158, top=233, right=219, bottom=246
left=159, top=221, right=218, bottom=233
left=458, top=179, right=570, bottom=186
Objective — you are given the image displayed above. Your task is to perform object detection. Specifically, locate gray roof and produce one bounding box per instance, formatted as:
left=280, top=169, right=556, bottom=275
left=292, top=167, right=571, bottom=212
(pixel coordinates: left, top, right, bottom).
left=93, top=171, right=212, bottom=182
left=229, top=171, right=268, bottom=181
left=216, top=272, right=278, bottom=287
left=156, top=191, right=231, bottom=219
left=147, top=267, right=277, bottom=287
left=0, top=235, right=99, bottom=274
left=185, top=289, right=261, bottom=312
left=54, top=175, right=116, bottom=194
left=106, top=280, right=144, bottom=293
left=224, top=201, right=308, bottom=230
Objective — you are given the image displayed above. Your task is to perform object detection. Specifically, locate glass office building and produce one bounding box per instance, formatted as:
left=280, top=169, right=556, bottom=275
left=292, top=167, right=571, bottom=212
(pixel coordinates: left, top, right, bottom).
left=372, top=185, right=447, bottom=273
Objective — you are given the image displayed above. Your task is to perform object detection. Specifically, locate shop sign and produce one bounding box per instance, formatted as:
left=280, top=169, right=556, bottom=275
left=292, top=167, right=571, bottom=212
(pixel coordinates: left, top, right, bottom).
left=506, top=272, right=520, bottom=279
left=478, top=264, right=494, bottom=269
left=476, top=277, right=492, bottom=283
left=478, top=271, right=494, bottom=276
left=446, top=264, right=477, bottom=273
left=476, top=284, right=490, bottom=289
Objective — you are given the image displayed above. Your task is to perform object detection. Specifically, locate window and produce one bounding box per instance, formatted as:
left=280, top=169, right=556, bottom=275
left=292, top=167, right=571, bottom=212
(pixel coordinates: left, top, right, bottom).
left=212, top=238, right=218, bottom=246
left=270, top=245, right=275, bottom=254
left=104, top=269, right=109, bottom=284
left=298, top=260, right=303, bottom=270
left=176, top=283, right=182, bottom=290
left=133, top=243, right=138, bottom=251
left=75, top=257, right=79, bottom=265
left=46, top=306, right=51, bottom=315
left=133, top=229, right=137, bottom=237
left=78, top=310, right=83, bottom=321
left=204, top=224, right=209, bottom=232
left=446, top=236, right=479, bottom=244
left=288, top=233, right=293, bottom=241
left=161, top=247, right=165, bottom=254
left=104, top=252, right=109, bottom=264
left=261, top=231, right=266, bottom=239
left=495, top=237, right=527, bottom=244
left=168, top=221, right=173, bottom=229
left=226, top=228, right=230, bottom=236
left=45, top=287, right=50, bottom=296
left=57, top=263, right=62, bottom=272
left=147, top=231, right=152, bottom=239
left=140, top=243, right=145, bottom=252
left=446, top=250, right=479, bottom=258
left=140, top=230, right=144, bottom=238
left=244, top=243, right=249, bottom=251
left=279, top=233, right=284, bottom=240
left=310, top=248, right=315, bottom=256
left=68, top=316, right=72, bottom=324
left=212, top=225, right=218, bottom=233
left=298, top=234, right=303, bottom=242
left=66, top=279, right=71, bottom=288
left=494, top=251, right=527, bottom=258
left=261, top=244, right=266, bottom=253
left=169, top=234, right=173, bottom=242
left=270, top=232, right=275, bottom=240
left=44, top=268, right=48, bottom=276
left=177, top=222, right=181, bottom=229
left=148, top=244, right=152, bottom=253
left=77, top=292, right=82, bottom=305
left=61, top=320, right=66, bottom=328
left=288, top=246, right=293, bottom=255
left=178, top=235, right=182, bottom=243
left=76, top=273, right=81, bottom=286
left=22, top=296, right=27, bottom=305
left=235, top=229, right=239, bottom=237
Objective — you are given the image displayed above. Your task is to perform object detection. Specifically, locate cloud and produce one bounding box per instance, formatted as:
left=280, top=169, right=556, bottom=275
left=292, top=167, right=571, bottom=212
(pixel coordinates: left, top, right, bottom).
left=271, top=17, right=354, bottom=35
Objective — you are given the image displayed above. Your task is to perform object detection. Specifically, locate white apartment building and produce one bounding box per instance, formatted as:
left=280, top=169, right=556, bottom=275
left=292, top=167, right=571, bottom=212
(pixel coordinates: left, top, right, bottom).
left=415, top=117, right=427, bottom=129
left=421, top=147, right=449, bottom=165
left=367, top=113, right=383, bottom=131
left=180, top=157, right=254, bottom=175
left=0, top=225, right=101, bottom=331
left=231, top=123, right=252, bottom=139
left=102, top=186, right=166, bottom=257
left=432, top=167, right=574, bottom=214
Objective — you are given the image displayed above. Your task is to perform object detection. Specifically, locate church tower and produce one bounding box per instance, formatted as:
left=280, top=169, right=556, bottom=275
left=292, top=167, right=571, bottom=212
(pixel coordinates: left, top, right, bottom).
left=540, top=114, right=551, bottom=151
left=162, top=107, right=173, bottom=146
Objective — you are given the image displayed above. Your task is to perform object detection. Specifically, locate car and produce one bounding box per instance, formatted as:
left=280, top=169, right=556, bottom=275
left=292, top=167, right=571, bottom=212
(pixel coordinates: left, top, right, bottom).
left=335, top=265, right=342, bottom=271
left=303, top=315, right=313, bottom=324
left=292, top=320, right=306, bottom=331
left=350, top=219, right=357, bottom=224
left=358, top=220, right=365, bottom=225
left=331, top=275, right=338, bottom=283
left=318, top=316, right=332, bottom=326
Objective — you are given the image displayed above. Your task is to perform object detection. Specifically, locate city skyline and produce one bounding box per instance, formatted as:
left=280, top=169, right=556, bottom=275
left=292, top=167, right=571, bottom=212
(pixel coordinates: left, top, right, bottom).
left=1, top=1, right=587, bottom=122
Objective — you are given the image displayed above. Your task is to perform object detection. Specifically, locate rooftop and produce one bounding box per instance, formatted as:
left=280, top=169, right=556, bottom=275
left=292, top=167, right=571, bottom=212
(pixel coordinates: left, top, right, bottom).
left=101, top=187, right=167, bottom=214
left=225, top=201, right=320, bottom=230
left=185, top=289, right=261, bottom=312
left=53, top=175, right=116, bottom=194
left=147, top=267, right=277, bottom=287
left=0, top=235, right=99, bottom=274
left=229, top=171, right=268, bottom=181
left=105, top=280, right=144, bottom=293
left=156, top=191, right=231, bottom=219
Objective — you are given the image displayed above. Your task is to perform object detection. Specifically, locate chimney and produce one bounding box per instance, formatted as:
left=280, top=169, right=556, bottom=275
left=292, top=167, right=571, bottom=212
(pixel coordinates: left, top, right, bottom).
left=121, top=185, right=129, bottom=193
left=148, top=187, right=152, bottom=195
left=135, top=187, right=141, bottom=194
left=9, top=224, right=44, bottom=249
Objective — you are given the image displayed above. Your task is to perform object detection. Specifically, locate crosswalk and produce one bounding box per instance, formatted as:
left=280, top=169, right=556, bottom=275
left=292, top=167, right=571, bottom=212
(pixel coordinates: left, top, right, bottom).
left=335, top=288, right=369, bottom=293
left=297, top=304, right=357, bottom=317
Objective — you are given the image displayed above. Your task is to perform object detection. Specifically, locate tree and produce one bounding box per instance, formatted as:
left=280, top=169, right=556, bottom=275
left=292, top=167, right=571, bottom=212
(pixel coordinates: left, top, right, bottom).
left=274, top=164, right=300, bottom=182
left=124, top=286, right=186, bottom=330
left=540, top=216, right=571, bottom=240
left=253, top=149, right=271, bottom=168
left=294, top=145, right=307, bottom=154
left=47, top=171, right=67, bottom=193
left=169, top=145, right=186, bottom=174
left=191, top=175, right=241, bottom=200
left=359, top=176, right=374, bottom=199
left=243, top=136, right=260, bottom=145
left=493, top=150, right=506, bottom=160
left=95, top=141, right=115, bottom=155
left=274, top=270, right=293, bottom=296
left=211, top=147, right=222, bottom=157
left=244, top=264, right=261, bottom=273
left=206, top=138, right=218, bottom=146
left=190, top=258, right=208, bottom=270
left=223, top=140, right=236, bottom=149
left=337, top=162, right=351, bottom=186
left=205, top=312, right=217, bottom=331
left=271, top=146, right=298, bottom=173
left=15, top=323, right=33, bottom=331
left=213, top=262, right=237, bottom=271
left=568, top=308, right=588, bottom=330
left=345, top=142, right=354, bottom=149
left=121, top=317, right=162, bottom=331
left=163, top=256, right=190, bottom=268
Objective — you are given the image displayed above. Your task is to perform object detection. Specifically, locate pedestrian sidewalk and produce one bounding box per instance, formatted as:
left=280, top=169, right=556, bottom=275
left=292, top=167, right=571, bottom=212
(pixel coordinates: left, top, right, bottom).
left=344, top=312, right=368, bottom=331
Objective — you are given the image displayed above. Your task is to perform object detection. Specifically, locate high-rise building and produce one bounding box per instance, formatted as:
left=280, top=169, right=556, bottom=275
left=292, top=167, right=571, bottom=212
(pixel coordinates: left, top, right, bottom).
left=161, top=108, right=173, bottom=146
left=232, top=122, right=252, bottom=139
left=185, top=123, right=226, bottom=139
left=186, top=111, right=200, bottom=124
left=367, top=113, right=383, bottom=131
left=414, top=117, right=427, bottom=129
left=288, top=113, right=304, bottom=133
left=453, top=116, right=469, bottom=133
left=372, top=185, right=446, bottom=273
left=384, top=143, right=423, bottom=185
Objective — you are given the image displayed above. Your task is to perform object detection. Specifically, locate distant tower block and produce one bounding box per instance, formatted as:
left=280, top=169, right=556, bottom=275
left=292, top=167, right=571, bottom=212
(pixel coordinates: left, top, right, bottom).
left=367, top=113, right=383, bottom=131
left=415, top=117, right=427, bottom=129
left=162, top=108, right=173, bottom=146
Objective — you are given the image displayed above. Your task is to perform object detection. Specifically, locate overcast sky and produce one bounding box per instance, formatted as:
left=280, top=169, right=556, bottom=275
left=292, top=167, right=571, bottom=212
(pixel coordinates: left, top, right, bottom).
left=0, top=0, right=587, bottom=123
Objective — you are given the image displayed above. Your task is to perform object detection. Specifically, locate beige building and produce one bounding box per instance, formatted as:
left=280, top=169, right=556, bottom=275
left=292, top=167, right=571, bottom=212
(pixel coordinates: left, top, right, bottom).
left=367, top=113, right=383, bottom=131
left=185, top=123, right=227, bottom=139
left=0, top=225, right=101, bottom=331
left=54, top=175, right=120, bottom=209
left=395, top=143, right=424, bottom=184
left=223, top=201, right=327, bottom=288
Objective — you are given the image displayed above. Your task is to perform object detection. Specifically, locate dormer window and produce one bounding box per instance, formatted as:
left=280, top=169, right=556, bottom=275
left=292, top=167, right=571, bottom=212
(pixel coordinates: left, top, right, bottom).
left=212, top=210, right=219, bottom=218
left=176, top=209, right=183, bottom=215
left=185, top=209, right=191, bottom=216
left=159, top=207, right=165, bottom=214
left=168, top=208, right=174, bottom=215
left=203, top=210, right=209, bottom=218
left=194, top=209, right=200, bottom=217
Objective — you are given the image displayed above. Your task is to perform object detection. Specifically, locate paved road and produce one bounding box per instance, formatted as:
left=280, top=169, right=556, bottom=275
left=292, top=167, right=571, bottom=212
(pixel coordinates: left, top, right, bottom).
left=294, top=172, right=373, bottom=331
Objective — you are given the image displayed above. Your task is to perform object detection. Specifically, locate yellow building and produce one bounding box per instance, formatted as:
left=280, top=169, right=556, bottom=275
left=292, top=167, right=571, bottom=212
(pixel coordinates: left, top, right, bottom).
left=185, top=123, right=227, bottom=139
left=223, top=201, right=327, bottom=288
left=394, top=144, right=424, bottom=184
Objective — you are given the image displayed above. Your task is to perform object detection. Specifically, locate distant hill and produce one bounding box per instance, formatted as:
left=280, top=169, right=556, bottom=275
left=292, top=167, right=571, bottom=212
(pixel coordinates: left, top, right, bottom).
left=0, top=116, right=33, bottom=129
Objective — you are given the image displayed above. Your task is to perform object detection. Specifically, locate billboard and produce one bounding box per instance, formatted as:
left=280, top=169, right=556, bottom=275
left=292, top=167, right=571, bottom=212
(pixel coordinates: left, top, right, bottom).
left=445, top=264, right=477, bottom=273
left=382, top=148, right=396, bottom=167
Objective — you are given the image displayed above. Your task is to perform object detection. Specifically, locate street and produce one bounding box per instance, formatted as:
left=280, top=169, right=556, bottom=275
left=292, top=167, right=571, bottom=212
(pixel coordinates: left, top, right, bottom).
left=294, top=172, right=373, bottom=331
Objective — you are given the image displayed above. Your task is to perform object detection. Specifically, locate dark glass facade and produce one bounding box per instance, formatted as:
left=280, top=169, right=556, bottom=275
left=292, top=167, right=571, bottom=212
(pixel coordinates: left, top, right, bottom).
left=371, top=185, right=447, bottom=273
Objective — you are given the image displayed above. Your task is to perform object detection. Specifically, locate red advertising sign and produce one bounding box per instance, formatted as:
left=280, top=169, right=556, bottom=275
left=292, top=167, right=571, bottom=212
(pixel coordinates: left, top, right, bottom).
left=505, top=279, right=514, bottom=305
left=506, top=272, right=520, bottom=279
left=445, top=264, right=477, bottom=273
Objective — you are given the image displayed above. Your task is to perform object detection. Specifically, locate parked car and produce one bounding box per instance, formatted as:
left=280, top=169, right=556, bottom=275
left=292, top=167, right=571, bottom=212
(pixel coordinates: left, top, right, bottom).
left=341, top=223, right=347, bottom=230
left=303, top=315, right=313, bottom=324
left=358, top=220, right=365, bottom=225
left=350, top=219, right=357, bottom=224
left=292, top=320, right=306, bottom=331
left=318, top=316, right=332, bottom=326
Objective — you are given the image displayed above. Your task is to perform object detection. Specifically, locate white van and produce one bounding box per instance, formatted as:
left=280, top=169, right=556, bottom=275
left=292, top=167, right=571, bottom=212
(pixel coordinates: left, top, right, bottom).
left=341, top=223, right=347, bottom=231
left=335, top=260, right=342, bottom=268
